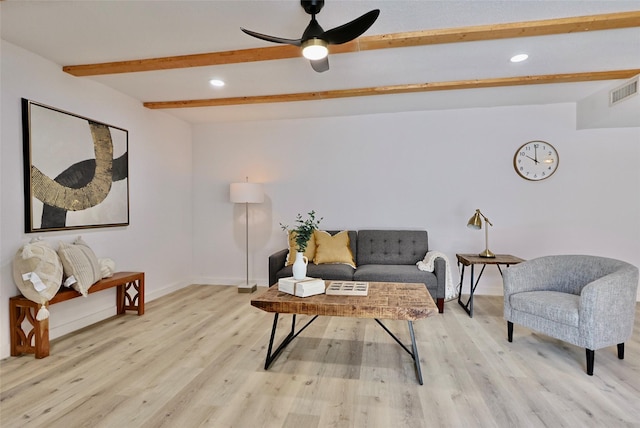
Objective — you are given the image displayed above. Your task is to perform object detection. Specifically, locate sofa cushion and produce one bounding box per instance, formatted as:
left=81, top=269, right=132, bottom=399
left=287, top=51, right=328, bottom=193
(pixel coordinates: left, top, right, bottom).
left=276, top=263, right=355, bottom=282
left=510, top=291, right=579, bottom=327
left=357, top=230, right=429, bottom=265
left=353, top=264, right=437, bottom=289
left=313, top=230, right=356, bottom=268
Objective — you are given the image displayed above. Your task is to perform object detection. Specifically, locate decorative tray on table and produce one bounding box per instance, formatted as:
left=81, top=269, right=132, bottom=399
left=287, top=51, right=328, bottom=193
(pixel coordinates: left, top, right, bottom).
left=326, top=281, right=369, bottom=296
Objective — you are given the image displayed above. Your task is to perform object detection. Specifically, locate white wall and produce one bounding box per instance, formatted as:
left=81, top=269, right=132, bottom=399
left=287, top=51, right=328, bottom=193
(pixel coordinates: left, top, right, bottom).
left=0, top=41, right=194, bottom=359
left=577, top=75, right=640, bottom=129
left=2, top=38, right=640, bottom=361
left=192, top=105, right=640, bottom=300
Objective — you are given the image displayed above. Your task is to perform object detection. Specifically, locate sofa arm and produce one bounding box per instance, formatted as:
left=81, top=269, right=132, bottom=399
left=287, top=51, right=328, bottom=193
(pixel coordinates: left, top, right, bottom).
left=433, top=256, right=446, bottom=299
left=503, top=259, right=560, bottom=295
left=268, top=248, right=289, bottom=287
left=579, top=266, right=639, bottom=349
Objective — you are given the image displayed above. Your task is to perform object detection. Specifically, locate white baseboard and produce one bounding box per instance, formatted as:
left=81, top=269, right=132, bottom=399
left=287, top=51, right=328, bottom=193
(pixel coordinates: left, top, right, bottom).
left=190, top=276, right=269, bottom=287
left=474, top=284, right=505, bottom=296
left=49, top=279, right=192, bottom=340
left=49, top=306, right=118, bottom=340
left=146, top=279, right=192, bottom=301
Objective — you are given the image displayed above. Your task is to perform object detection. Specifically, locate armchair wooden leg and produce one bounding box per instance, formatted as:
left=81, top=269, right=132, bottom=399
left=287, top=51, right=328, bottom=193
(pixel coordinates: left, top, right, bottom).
left=586, top=349, right=594, bottom=376
left=507, top=321, right=513, bottom=342
left=617, top=343, right=624, bottom=360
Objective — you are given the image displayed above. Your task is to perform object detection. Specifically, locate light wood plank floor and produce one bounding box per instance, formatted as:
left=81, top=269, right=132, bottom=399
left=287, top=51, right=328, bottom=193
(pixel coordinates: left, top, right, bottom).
left=1, top=285, right=639, bottom=427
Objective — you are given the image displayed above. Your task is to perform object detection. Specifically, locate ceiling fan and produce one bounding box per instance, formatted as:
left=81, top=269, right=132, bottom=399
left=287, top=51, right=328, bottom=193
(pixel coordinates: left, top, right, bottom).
left=241, top=0, right=380, bottom=73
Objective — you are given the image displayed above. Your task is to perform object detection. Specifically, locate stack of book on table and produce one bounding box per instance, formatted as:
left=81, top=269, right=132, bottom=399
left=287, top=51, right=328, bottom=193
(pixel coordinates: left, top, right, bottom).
left=278, top=277, right=326, bottom=297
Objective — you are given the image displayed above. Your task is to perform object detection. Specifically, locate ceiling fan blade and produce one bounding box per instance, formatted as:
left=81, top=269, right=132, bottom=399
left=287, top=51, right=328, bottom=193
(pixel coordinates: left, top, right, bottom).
left=240, top=28, right=302, bottom=46
left=322, top=9, right=380, bottom=45
left=310, top=56, right=329, bottom=73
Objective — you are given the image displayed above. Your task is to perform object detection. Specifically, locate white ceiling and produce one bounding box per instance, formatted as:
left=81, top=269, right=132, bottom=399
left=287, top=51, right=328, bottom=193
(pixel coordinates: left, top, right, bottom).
left=2, top=1, right=639, bottom=124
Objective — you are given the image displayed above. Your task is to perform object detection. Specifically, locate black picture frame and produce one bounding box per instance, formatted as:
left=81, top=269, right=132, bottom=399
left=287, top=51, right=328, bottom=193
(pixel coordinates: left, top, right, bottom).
left=22, top=98, right=129, bottom=232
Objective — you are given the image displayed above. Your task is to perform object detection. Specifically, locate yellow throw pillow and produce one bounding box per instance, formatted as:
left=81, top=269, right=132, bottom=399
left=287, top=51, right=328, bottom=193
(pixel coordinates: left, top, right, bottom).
left=285, top=231, right=316, bottom=266
left=313, top=230, right=356, bottom=268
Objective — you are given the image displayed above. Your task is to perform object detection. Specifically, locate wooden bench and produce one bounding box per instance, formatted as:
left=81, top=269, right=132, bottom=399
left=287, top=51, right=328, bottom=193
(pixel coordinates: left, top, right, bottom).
left=9, top=271, right=144, bottom=359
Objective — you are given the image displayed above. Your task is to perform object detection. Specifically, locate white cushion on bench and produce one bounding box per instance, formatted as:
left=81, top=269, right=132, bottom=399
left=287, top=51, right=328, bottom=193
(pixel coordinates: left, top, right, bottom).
left=12, top=238, right=63, bottom=314
left=58, top=237, right=101, bottom=297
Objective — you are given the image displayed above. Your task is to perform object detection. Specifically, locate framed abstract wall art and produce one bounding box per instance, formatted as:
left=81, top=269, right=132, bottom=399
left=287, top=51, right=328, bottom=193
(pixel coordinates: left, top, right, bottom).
left=22, top=99, right=129, bottom=232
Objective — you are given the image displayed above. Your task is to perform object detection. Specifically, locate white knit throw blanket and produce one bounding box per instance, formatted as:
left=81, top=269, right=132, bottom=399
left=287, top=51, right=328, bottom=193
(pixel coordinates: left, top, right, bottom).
left=417, top=251, right=457, bottom=300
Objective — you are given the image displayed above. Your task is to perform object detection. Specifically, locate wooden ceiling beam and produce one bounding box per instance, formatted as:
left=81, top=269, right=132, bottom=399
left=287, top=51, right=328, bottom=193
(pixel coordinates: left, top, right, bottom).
left=64, top=11, right=640, bottom=76
left=143, top=69, right=640, bottom=109
left=355, top=10, right=640, bottom=50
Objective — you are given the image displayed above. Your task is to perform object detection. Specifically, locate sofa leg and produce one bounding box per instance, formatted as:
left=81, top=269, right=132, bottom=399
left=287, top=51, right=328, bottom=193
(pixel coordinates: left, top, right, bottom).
left=586, top=349, right=594, bottom=376
left=436, top=298, right=444, bottom=313
left=617, top=343, right=624, bottom=360
left=507, top=321, right=513, bottom=342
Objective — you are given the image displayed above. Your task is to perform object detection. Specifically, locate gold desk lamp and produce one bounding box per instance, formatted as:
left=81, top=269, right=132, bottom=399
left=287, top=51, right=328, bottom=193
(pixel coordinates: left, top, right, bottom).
left=467, top=209, right=495, bottom=258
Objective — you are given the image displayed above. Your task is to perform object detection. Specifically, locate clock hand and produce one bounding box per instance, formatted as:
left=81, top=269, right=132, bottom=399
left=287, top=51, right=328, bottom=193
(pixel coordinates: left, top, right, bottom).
left=534, top=146, right=538, bottom=162
left=525, top=155, right=539, bottom=164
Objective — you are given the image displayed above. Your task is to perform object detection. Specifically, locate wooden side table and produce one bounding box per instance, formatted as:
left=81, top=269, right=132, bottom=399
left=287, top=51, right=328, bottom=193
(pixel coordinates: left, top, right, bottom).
left=456, top=254, right=524, bottom=317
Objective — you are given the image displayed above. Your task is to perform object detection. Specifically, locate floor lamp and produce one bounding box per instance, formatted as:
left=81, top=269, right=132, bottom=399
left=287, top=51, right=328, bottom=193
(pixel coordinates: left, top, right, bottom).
left=230, top=178, right=264, bottom=293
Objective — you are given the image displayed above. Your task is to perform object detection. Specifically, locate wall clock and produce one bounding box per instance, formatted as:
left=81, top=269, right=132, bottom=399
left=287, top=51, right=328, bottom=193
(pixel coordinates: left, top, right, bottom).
left=513, top=141, right=559, bottom=181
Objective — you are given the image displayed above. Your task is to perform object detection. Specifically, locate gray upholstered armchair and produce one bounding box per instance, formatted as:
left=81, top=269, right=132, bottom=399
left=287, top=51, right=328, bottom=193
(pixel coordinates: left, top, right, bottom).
left=503, top=255, right=639, bottom=375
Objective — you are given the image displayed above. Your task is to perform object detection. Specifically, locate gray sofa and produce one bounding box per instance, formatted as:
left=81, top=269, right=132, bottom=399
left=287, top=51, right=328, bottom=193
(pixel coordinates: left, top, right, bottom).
left=268, top=230, right=446, bottom=313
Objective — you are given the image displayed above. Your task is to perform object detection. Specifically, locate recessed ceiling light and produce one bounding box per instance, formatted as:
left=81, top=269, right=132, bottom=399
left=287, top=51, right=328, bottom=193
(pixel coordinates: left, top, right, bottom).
left=209, top=79, right=225, bottom=87
left=510, top=54, right=529, bottom=63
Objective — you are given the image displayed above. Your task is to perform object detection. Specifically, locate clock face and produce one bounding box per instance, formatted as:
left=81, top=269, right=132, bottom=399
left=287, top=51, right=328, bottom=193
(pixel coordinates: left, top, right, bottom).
left=513, top=141, right=559, bottom=181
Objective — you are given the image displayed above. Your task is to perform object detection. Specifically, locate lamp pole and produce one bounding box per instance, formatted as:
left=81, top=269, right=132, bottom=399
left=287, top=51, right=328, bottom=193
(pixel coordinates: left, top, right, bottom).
left=244, top=200, right=249, bottom=286
left=230, top=177, right=264, bottom=293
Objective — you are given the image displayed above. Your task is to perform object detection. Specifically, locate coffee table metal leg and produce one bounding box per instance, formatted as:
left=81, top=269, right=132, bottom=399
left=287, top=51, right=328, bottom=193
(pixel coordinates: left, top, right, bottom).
left=408, top=321, right=423, bottom=385
left=374, top=318, right=423, bottom=385
left=264, top=315, right=424, bottom=384
left=264, top=313, right=318, bottom=370
left=265, top=313, right=288, bottom=369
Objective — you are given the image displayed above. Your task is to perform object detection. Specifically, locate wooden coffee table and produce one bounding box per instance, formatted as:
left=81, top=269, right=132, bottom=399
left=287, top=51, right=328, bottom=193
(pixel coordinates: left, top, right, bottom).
left=251, top=281, right=438, bottom=385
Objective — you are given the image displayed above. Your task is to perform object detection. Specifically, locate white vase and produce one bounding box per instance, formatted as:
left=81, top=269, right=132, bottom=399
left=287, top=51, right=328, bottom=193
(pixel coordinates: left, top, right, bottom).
left=292, top=251, right=308, bottom=280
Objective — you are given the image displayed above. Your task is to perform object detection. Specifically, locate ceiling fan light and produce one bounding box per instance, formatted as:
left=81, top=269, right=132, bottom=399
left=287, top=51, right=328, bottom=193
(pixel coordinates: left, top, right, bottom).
left=302, top=39, right=328, bottom=60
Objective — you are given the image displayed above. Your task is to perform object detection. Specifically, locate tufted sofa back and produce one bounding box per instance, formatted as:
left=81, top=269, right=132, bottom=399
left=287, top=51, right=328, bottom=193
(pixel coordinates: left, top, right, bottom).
left=357, top=230, right=429, bottom=265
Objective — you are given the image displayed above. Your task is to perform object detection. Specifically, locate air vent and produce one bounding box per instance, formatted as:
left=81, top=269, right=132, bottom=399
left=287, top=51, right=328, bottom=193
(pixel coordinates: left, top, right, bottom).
left=610, top=76, right=638, bottom=106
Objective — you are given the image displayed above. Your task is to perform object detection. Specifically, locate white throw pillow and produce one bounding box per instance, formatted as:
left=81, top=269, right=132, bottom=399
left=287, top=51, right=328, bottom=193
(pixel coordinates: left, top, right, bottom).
left=98, top=257, right=116, bottom=278
left=58, top=237, right=102, bottom=297
left=12, top=238, right=63, bottom=320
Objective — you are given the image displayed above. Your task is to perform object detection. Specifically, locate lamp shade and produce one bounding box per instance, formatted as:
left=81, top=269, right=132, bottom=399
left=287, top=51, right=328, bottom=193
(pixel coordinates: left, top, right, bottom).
left=230, top=182, right=264, bottom=204
left=467, top=211, right=482, bottom=229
